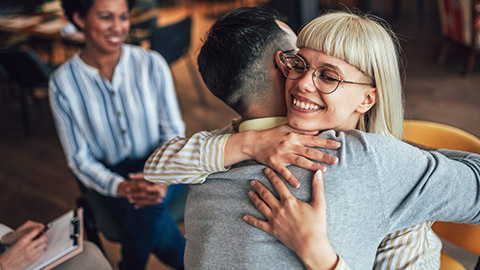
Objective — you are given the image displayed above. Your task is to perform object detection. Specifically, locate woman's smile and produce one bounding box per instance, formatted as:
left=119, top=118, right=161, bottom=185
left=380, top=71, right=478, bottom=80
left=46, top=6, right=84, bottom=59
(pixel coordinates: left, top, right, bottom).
left=291, top=95, right=324, bottom=111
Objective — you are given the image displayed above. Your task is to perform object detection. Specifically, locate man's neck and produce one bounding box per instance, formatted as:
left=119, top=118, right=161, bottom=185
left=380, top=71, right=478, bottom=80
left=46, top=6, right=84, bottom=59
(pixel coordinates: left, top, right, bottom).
left=241, top=103, right=285, bottom=121
left=238, top=116, right=287, bottom=132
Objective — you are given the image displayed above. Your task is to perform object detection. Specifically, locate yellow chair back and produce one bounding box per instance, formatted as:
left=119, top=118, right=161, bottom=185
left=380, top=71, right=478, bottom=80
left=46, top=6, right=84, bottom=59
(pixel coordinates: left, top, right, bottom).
left=403, top=120, right=480, bottom=152
left=402, top=120, right=480, bottom=269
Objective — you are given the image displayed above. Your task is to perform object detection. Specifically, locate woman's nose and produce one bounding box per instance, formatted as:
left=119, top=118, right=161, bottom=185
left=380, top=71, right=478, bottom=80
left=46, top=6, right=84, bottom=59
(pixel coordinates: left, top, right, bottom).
left=296, top=68, right=317, bottom=93
left=111, top=18, right=125, bottom=31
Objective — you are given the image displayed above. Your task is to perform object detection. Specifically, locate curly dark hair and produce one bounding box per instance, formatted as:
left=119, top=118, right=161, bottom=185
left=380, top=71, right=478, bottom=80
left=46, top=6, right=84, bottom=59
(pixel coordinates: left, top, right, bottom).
left=62, top=0, right=136, bottom=30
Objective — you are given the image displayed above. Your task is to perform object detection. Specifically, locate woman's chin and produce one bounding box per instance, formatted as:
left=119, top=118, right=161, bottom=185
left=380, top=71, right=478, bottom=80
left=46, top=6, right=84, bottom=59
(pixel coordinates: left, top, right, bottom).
left=287, top=118, right=321, bottom=132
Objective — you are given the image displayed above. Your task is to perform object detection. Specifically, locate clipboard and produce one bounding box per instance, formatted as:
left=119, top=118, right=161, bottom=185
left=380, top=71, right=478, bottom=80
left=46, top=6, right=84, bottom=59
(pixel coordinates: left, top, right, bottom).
left=25, top=208, right=84, bottom=270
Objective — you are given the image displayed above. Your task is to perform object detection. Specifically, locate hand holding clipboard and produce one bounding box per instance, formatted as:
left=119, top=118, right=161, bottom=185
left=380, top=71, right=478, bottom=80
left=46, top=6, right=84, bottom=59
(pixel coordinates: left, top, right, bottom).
left=0, top=221, right=49, bottom=269
left=24, top=209, right=84, bottom=270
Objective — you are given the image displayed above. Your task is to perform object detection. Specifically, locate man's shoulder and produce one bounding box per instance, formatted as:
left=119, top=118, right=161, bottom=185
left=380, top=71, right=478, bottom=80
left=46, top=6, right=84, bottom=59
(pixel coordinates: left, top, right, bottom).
left=319, top=129, right=393, bottom=141
left=319, top=129, right=403, bottom=152
left=207, top=163, right=266, bottom=181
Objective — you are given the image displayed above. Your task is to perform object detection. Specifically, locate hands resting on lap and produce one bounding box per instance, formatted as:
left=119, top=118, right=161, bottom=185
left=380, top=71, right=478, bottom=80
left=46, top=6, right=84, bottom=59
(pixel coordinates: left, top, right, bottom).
left=118, top=172, right=168, bottom=209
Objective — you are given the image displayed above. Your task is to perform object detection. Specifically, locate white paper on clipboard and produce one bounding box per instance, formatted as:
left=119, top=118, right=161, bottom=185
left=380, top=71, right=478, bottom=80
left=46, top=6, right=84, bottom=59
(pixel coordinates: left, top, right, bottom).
left=25, top=208, right=84, bottom=270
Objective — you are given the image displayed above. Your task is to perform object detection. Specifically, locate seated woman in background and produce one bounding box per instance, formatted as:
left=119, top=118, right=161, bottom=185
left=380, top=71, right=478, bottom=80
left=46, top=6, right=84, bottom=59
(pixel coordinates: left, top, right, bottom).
left=49, top=0, right=186, bottom=269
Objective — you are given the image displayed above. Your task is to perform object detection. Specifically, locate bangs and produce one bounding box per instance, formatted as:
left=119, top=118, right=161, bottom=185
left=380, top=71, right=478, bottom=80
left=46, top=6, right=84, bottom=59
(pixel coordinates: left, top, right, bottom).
left=297, top=12, right=389, bottom=78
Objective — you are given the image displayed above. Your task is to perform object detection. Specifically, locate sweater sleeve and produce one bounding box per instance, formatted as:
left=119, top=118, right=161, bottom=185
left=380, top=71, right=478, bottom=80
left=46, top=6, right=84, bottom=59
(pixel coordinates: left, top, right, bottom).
left=369, top=135, right=480, bottom=231
left=144, top=127, right=233, bottom=185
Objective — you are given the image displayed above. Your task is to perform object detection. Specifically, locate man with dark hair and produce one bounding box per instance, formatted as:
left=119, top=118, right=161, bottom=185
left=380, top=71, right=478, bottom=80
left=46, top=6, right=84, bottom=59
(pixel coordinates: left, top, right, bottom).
left=151, top=7, right=302, bottom=268
left=198, top=7, right=294, bottom=116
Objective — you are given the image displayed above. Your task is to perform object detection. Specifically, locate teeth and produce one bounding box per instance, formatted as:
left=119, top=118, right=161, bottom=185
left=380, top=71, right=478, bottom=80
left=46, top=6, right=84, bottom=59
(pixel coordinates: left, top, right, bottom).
left=293, top=97, right=320, bottom=110
left=108, top=36, right=121, bottom=42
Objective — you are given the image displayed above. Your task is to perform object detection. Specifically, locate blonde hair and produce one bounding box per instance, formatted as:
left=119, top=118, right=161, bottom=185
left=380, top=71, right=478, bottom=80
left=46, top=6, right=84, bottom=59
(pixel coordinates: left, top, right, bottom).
left=297, top=11, right=404, bottom=139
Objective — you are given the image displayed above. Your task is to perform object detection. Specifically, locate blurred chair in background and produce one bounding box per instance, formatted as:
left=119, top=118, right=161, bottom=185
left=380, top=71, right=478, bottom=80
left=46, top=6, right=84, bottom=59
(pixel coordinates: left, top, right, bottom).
left=0, top=48, right=52, bottom=136
left=149, top=16, right=208, bottom=106
left=128, top=16, right=157, bottom=45
left=403, top=119, right=480, bottom=270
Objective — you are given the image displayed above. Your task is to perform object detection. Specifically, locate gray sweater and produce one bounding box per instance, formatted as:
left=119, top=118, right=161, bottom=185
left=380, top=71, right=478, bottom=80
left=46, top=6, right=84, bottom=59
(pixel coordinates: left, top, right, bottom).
left=184, top=130, right=480, bottom=269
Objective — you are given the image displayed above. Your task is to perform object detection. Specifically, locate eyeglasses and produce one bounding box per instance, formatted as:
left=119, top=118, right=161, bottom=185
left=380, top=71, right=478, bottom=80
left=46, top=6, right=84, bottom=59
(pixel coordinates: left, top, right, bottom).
left=280, top=53, right=375, bottom=94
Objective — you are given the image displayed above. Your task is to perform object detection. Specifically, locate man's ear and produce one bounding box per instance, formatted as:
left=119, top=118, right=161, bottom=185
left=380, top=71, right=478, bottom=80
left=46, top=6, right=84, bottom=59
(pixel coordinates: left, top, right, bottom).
left=73, top=12, right=85, bottom=30
left=274, top=50, right=288, bottom=77
left=356, top=87, right=377, bottom=113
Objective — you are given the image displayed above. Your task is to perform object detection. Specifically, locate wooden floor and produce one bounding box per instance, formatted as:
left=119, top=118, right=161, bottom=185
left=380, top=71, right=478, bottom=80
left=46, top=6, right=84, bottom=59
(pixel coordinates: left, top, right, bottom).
left=0, top=1, right=479, bottom=269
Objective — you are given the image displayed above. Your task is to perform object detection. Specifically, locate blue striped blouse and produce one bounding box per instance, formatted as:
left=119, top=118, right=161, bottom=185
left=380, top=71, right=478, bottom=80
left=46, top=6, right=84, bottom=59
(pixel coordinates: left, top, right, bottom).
left=49, top=44, right=185, bottom=196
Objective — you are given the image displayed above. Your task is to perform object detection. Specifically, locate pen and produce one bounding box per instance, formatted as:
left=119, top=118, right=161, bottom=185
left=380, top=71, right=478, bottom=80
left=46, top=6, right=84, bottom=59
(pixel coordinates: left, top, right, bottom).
left=33, top=222, right=53, bottom=240
left=0, top=242, right=10, bottom=253
left=0, top=222, right=52, bottom=253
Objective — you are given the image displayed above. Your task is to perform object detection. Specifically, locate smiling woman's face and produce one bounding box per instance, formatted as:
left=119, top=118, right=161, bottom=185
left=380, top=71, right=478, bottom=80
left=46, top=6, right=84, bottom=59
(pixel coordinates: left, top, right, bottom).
left=285, top=47, right=377, bottom=132
left=74, top=0, right=130, bottom=55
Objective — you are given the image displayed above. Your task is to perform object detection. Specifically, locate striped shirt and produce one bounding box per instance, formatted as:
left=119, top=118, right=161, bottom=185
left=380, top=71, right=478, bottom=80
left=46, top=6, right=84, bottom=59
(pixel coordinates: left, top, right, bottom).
left=49, top=44, right=185, bottom=196
left=144, top=118, right=442, bottom=269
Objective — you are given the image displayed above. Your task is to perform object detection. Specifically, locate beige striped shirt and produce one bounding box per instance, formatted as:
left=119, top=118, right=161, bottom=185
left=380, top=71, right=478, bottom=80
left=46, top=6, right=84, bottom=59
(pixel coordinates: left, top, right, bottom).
left=143, top=123, right=442, bottom=269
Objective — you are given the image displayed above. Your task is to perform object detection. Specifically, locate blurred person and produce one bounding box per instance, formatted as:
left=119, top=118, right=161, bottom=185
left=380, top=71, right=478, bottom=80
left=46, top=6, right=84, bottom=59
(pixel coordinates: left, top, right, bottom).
left=49, top=0, right=186, bottom=269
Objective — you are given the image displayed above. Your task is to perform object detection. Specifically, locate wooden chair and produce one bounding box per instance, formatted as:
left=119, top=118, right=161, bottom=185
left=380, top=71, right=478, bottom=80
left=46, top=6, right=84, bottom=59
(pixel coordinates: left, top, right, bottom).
left=402, top=120, right=480, bottom=270
left=437, top=0, right=480, bottom=76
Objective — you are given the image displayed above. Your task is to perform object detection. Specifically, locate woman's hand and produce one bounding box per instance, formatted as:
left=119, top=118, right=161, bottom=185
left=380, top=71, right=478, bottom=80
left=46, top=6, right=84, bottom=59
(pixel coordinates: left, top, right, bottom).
left=226, top=125, right=340, bottom=188
left=1, top=221, right=44, bottom=245
left=243, top=168, right=338, bottom=270
left=0, top=226, right=47, bottom=270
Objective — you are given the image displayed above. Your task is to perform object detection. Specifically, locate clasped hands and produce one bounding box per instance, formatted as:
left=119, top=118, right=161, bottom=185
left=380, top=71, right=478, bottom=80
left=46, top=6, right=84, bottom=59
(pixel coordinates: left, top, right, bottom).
left=118, top=172, right=168, bottom=209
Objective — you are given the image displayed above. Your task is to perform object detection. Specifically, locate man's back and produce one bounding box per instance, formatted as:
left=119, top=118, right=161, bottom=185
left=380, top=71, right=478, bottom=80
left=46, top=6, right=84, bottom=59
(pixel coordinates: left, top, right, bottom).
left=184, top=130, right=480, bottom=269
left=185, top=163, right=305, bottom=269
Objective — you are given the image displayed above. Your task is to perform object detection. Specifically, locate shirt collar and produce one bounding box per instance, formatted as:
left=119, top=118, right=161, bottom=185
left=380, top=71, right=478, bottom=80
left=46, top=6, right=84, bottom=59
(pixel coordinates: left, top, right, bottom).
left=72, top=44, right=129, bottom=80
left=238, top=117, right=287, bottom=132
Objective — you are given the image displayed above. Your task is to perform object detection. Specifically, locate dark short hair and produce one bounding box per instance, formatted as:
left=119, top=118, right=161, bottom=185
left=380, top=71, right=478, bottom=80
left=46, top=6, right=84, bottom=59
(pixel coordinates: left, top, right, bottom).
left=62, top=0, right=136, bottom=30
left=198, top=7, right=294, bottom=115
